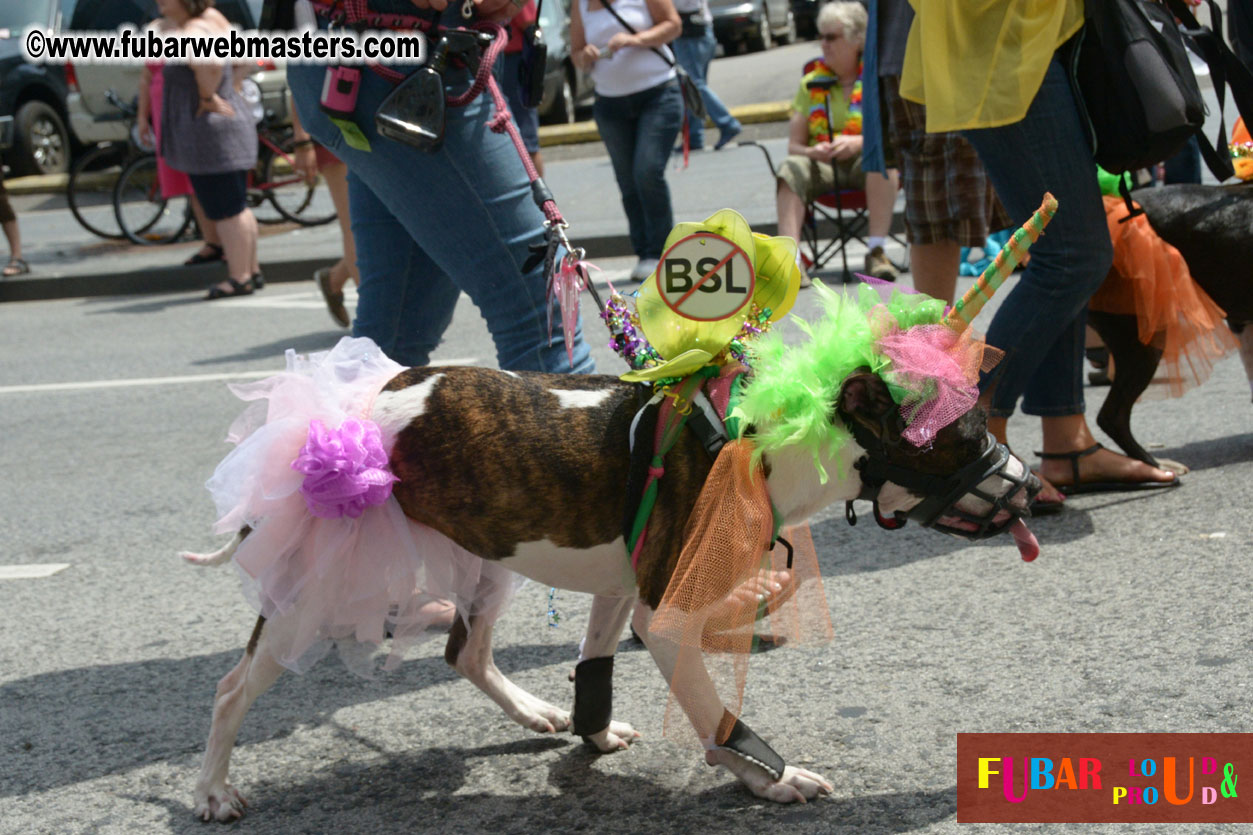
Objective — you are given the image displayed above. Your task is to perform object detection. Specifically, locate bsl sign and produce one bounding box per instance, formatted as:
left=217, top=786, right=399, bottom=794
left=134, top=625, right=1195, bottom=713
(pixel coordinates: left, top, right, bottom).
left=657, top=232, right=756, bottom=322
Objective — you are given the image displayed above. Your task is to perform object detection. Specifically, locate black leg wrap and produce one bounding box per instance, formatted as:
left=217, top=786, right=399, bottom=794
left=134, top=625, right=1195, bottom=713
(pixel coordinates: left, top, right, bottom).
left=572, top=656, right=614, bottom=738
left=714, top=716, right=785, bottom=781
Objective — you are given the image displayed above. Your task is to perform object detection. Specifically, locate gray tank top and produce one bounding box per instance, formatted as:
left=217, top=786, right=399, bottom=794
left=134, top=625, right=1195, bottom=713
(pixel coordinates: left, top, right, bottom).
left=161, top=62, right=258, bottom=175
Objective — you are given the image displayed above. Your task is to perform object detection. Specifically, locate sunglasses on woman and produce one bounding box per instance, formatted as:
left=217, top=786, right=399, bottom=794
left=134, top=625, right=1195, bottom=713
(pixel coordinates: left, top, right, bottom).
left=819, top=32, right=844, bottom=43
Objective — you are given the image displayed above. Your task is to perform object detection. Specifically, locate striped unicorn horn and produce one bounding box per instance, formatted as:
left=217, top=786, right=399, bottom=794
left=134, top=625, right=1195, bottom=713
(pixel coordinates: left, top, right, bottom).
left=943, top=193, right=1059, bottom=332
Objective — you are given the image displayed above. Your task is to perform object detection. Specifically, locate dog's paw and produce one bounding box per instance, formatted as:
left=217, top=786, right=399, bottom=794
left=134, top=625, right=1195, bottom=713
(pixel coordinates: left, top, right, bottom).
left=193, top=783, right=248, bottom=822
left=705, top=748, right=832, bottom=804
left=755, top=765, right=833, bottom=804
left=511, top=693, right=571, bottom=735
left=583, top=719, right=641, bottom=752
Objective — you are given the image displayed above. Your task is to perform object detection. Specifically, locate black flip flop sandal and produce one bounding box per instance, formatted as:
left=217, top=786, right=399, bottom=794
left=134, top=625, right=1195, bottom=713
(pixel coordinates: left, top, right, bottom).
left=204, top=278, right=254, bottom=300
left=184, top=243, right=224, bottom=266
left=1036, top=443, right=1181, bottom=495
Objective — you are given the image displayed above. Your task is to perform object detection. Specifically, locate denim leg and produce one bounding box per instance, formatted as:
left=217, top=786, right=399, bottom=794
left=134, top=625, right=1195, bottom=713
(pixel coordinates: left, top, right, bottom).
left=631, top=83, right=684, bottom=258
left=962, top=58, right=1112, bottom=418
left=287, top=63, right=593, bottom=374
left=696, top=29, right=739, bottom=136
left=347, top=172, right=460, bottom=366
left=595, top=93, right=649, bottom=258
left=670, top=36, right=707, bottom=148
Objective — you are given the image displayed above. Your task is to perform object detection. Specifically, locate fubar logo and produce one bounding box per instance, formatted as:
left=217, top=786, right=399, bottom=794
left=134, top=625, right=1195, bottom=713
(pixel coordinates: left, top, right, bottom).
left=957, top=733, right=1250, bottom=823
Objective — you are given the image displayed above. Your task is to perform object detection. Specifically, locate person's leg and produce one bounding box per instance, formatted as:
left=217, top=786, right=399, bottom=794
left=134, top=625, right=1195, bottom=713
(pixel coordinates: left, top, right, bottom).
left=288, top=63, right=592, bottom=373
left=776, top=178, right=808, bottom=245
left=909, top=242, right=960, bottom=303
left=190, top=195, right=222, bottom=258
left=864, top=168, right=897, bottom=239
left=963, top=58, right=1173, bottom=487
left=348, top=171, right=462, bottom=365
left=595, top=93, right=649, bottom=259
left=670, top=36, right=708, bottom=150
left=0, top=180, right=24, bottom=275
left=1, top=220, right=20, bottom=264
left=697, top=28, right=741, bottom=147
left=851, top=159, right=899, bottom=281
left=321, top=160, right=357, bottom=294
left=214, top=210, right=253, bottom=284
left=630, top=82, right=684, bottom=259
left=191, top=171, right=254, bottom=295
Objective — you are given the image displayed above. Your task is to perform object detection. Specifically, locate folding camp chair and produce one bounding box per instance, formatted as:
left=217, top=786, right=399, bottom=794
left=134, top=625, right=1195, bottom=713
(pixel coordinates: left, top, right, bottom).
left=741, top=58, right=906, bottom=281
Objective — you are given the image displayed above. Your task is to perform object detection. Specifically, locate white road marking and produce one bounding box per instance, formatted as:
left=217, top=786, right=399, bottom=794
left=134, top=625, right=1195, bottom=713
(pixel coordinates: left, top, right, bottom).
left=0, top=564, right=71, bottom=579
left=0, top=358, right=478, bottom=395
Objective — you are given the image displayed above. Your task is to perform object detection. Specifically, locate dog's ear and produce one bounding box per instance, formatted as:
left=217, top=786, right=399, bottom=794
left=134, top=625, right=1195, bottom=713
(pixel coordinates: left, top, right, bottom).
left=836, top=371, right=903, bottom=443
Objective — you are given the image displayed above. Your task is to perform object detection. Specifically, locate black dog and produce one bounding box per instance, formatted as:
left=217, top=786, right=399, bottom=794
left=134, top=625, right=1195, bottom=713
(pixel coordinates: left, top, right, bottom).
left=1087, top=182, right=1253, bottom=467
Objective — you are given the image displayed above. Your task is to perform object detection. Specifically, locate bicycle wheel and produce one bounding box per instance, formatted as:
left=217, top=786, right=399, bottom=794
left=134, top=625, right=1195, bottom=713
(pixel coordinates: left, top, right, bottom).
left=261, top=135, right=337, bottom=227
left=113, top=154, right=193, bottom=246
left=67, top=143, right=129, bottom=240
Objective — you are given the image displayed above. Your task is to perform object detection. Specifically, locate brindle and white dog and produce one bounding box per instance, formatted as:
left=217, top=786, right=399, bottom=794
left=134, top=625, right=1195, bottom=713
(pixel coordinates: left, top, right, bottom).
left=184, top=360, right=1039, bottom=821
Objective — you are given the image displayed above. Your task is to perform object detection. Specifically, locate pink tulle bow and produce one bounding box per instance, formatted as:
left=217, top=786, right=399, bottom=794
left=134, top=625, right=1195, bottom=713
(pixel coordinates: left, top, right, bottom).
left=291, top=418, right=398, bottom=519
left=877, top=325, right=981, bottom=447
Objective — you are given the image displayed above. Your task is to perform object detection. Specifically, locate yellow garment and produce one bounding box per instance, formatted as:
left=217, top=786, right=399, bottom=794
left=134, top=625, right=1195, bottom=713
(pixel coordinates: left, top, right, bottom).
left=900, top=0, right=1085, bottom=132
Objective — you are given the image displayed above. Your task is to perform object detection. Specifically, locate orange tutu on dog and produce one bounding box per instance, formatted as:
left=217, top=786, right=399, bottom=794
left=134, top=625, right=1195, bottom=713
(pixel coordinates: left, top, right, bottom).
left=1091, top=195, right=1238, bottom=399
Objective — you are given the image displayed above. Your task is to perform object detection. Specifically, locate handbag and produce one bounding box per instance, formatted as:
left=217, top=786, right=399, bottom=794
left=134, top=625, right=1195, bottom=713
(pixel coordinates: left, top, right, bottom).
left=598, top=1, right=707, bottom=120
left=1068, top=0, right=1253, bottom=183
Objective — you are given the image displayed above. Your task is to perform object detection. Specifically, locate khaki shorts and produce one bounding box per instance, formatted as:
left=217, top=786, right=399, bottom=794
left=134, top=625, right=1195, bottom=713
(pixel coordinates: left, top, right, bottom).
left=777, top=152, right=866, bottom=202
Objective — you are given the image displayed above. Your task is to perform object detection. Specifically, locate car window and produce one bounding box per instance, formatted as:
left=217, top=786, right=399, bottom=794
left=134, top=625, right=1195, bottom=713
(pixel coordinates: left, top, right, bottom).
left=67, top=0, right=158, bottom=30
left=0, top=0, right=56, bottom=31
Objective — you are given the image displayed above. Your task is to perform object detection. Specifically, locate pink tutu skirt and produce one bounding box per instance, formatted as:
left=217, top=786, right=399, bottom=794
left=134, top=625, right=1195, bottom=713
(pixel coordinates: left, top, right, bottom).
left=206, top=337, right=523, bottom=674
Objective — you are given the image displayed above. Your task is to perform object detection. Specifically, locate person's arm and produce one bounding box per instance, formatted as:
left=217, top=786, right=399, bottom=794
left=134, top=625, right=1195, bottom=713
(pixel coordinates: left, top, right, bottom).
left=787, top=109, right=834, bottom=161
left=186, top=18, right=235, bottom=118
left=605, top=0, right=681, bottom=52
left=288, top=103, right=318, bottom=184
left=570, top=0, right=602, bottom=73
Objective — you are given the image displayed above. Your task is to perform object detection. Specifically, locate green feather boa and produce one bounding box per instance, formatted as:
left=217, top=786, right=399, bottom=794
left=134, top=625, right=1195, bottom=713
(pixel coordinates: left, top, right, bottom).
left=730, top=282, right=948, bottom=483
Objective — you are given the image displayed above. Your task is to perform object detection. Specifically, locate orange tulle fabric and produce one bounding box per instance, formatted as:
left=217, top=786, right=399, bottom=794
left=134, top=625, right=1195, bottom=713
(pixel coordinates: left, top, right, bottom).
left=1234, top=117, right=1252, bottom=182
left=1091, top=195, right=1238, bottom=399
left=649, top=438, right=833, bottom=746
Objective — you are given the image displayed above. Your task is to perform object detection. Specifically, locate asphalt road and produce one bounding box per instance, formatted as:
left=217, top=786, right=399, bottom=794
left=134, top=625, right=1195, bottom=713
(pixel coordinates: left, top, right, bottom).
left=1, top=263, right=1250, bottom=835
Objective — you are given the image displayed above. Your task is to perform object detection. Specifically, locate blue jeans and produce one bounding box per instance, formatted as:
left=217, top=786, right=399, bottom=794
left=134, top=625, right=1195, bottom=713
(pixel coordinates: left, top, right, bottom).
left=287, top=63, right=593, bottom=374
left=671, top=28, right=740, bottom=148
left=962, top=58, right=1113, bottom=418
left=593, top=79, right=684, bottom=260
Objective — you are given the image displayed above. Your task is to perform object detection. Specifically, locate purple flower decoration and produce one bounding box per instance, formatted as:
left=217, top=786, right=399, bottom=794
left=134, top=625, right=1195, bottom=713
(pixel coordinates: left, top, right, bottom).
left=291, top=419, right=398, bottom=519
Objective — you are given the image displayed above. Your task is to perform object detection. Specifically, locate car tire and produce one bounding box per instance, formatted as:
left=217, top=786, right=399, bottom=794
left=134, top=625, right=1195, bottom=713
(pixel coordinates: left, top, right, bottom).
left=748, top=11, right=772, bottom=51
left=11, top=100, right=71, bottom=177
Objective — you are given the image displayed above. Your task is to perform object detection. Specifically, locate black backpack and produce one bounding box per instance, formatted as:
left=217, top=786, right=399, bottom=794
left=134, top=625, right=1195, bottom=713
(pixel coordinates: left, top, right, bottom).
left=1069, top=0, right=1253, bottom=183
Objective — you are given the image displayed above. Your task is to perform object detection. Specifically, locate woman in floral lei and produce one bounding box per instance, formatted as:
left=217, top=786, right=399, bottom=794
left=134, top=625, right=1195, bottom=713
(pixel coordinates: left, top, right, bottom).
left=773, top=1, right=899, bottom=285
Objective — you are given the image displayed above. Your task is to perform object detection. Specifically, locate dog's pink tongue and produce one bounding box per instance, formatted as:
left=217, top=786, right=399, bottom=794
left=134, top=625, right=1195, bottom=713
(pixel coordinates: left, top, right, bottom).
left=1009, top=519, right=1040, bottom=562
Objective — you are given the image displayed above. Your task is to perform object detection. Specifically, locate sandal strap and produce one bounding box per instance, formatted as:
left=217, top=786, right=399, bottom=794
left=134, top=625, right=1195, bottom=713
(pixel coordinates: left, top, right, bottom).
left=1034, top=443, right=1104, bottom=461
left=1034, top=443, right=1103, bottom=488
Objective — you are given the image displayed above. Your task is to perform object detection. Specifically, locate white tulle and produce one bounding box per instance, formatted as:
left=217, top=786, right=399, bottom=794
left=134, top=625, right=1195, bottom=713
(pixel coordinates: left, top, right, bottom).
left=205, top=337, right=523, bottom=674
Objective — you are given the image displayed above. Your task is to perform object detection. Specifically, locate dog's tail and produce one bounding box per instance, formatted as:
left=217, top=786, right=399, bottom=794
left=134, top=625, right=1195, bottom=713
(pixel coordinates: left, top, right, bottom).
left=179, top=525, right=251, bottom=567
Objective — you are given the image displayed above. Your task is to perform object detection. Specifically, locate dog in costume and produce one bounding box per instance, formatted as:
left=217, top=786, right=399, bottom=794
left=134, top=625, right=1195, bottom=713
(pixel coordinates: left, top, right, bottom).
left=181, top=205, right=1050, bottom=821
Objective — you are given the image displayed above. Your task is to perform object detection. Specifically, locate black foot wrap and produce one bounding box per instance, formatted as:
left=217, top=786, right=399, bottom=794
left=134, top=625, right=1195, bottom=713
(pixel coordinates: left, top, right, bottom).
left=715, top=715, right=785, bottom=781
left=572, top=656, right=614, bottom=738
